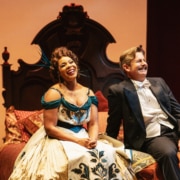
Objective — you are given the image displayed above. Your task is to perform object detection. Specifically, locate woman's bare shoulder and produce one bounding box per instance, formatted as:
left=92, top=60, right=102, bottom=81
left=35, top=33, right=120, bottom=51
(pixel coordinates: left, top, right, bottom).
left=44, top=84, right=61, bottom=102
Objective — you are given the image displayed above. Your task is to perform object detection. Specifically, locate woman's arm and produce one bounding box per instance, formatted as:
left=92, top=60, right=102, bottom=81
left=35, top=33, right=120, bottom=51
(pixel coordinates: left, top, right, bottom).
left=87, top=104, right=99, bottom=136
left=86, top=90, right=99, bottom=148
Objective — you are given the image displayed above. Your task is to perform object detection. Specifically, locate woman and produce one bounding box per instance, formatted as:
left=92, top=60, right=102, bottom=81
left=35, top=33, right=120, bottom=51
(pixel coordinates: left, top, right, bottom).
left=9, top=47, right=135, bottom=180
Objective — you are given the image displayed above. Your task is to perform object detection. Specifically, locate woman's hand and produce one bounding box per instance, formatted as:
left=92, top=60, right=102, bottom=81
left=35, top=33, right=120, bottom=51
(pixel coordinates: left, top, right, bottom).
left=77, top=138, right=97, bottom=149
left=88, top=139, right=97, bottom=149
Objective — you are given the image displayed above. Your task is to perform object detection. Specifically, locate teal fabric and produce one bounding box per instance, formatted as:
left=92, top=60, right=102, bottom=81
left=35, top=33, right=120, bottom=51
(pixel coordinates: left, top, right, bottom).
left=41, top=95, right=98, bottom=110
left=41, top=91, right=98, bottom=133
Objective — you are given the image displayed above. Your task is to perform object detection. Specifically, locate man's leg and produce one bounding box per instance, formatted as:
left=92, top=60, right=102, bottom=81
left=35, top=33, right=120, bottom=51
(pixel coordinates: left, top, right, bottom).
left=142, top=126, right=180, bottom=180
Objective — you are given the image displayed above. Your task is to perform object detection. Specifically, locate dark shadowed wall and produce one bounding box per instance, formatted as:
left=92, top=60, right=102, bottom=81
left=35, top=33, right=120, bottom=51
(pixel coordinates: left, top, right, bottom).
left=147, top=0, right=180, bottom=102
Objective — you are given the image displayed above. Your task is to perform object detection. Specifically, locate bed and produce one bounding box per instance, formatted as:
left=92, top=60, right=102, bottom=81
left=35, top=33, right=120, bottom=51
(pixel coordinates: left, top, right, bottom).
left=0, top=3, right=163, bottom=180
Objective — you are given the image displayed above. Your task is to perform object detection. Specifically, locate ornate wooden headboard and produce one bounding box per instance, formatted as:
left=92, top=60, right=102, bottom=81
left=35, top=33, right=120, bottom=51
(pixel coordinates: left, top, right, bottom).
left=2, top=3, right=124, bottom=111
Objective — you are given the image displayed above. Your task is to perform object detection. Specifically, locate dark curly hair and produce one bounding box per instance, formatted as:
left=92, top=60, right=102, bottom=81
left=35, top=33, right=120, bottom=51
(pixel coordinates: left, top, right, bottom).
left=49, top=47, right=79, bottom=82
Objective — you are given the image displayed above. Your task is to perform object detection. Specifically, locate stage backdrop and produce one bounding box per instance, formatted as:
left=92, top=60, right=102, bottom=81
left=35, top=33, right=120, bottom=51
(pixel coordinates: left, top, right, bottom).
left=0, top=0, right=147, bottom=145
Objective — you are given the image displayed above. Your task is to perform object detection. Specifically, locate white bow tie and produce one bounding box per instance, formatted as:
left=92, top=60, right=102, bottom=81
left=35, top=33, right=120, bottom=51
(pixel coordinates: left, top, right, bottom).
left=136, top=79, right=151, bottom=89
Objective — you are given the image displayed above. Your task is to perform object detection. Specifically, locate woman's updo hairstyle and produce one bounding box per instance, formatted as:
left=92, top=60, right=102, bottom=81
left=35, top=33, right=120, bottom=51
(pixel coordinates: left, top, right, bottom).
left=49, top=46, right=79, bottom=82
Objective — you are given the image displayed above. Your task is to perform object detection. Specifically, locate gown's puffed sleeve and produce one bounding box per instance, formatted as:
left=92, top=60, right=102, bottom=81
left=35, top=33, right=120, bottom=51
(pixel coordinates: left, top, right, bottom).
left=90, top=96, right=98, bottom=107
left=41, top=95, right=61, bottom=109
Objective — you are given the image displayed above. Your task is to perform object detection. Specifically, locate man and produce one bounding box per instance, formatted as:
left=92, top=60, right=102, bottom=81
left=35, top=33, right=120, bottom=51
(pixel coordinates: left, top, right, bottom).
left=106, top=45, right=180, bottom=180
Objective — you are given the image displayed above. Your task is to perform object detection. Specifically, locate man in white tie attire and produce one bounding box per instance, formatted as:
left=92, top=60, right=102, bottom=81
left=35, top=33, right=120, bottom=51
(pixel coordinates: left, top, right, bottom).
left=106, top=45, right=180, bottom=180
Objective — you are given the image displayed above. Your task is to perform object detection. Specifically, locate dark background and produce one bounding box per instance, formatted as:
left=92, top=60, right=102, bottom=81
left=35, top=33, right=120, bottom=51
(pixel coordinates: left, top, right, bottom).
left=147, top=0, right=180, bottom=102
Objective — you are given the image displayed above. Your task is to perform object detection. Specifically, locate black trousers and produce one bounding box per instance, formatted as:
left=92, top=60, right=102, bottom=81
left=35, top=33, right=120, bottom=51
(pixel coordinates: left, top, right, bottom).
left=141, top=125, right=180, bottom=180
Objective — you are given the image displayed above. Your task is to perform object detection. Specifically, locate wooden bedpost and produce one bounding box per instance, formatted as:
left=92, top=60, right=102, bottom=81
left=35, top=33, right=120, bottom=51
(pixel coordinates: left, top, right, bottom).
left=1, top=47, right=12, bottom=108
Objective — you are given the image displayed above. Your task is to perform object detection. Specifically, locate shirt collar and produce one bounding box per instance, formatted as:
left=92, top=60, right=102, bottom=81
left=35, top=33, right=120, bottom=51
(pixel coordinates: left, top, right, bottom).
left=131, top=79, right=151, bottom=90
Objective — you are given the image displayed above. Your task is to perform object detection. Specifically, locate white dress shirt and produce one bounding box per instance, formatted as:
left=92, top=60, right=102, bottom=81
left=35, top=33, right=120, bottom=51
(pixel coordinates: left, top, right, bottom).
left=131, top=79, right=174, bottom=138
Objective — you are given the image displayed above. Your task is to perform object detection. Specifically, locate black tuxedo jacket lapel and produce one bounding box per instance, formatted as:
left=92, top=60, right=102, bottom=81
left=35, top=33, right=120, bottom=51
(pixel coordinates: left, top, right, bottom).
left=123, top=81, right=146, bottom=130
